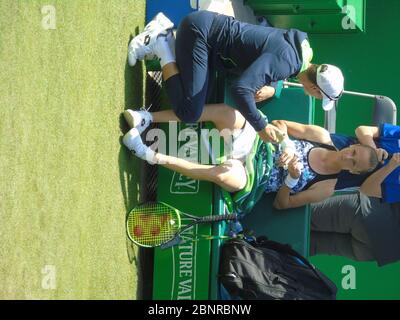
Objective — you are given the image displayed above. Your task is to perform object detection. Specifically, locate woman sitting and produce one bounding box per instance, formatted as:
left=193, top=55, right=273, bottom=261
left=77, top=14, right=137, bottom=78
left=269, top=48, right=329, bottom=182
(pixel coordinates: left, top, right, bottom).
left=122, top=104, right=378, bottom=211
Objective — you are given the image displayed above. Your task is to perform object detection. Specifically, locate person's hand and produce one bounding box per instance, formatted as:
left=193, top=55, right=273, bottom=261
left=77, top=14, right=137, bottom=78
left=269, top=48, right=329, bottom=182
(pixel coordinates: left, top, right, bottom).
left=287, top=156, right=303, bottom=179
left=388, top=153, right=400, bottom=169
left=376, top=148, right=389, bottom=163
left=258, top=124, right=281, bottom=143
left=254, top=86, right=275, bottom=103
left=279, top=148, right=295, bottom=168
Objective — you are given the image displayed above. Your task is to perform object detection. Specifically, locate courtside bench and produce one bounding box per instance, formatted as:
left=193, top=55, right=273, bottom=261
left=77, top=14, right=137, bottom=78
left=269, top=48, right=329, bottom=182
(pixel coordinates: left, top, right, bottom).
left=143, top=0, right=315, bottom=300
left=152, top=87, right=315, bottom=299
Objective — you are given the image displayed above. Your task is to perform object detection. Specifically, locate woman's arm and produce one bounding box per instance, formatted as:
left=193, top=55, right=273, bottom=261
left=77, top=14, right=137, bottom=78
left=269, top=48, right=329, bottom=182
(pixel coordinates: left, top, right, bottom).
left=230, top=52, right=296, bottom=141
left=355, top=125, right=388, bottom=162
left=271, top=120, right=332, bottom=167
left=273, top=180, right=335, bottom=210
left=271, top=120, right=332, bottom=145
left=360, top=153, right=400, bottom=197
left=272, top=157, right=335, bottom=209
left=355, top=125, right=379, bottom=148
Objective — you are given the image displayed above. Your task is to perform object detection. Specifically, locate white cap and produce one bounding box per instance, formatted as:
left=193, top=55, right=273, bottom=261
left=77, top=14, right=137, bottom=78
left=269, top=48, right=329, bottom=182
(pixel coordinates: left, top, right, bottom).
left=316, top=64, right=344, bottom=111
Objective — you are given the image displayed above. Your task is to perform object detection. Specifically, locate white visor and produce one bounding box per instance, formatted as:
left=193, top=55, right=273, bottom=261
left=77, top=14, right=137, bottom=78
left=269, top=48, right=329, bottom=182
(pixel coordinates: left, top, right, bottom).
left=316, top=64, right=344, bottom=111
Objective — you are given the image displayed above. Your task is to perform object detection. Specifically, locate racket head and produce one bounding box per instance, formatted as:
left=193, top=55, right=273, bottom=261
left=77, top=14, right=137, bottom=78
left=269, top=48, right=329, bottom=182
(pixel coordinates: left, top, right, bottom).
left=126, top=202, right=181, bottom=248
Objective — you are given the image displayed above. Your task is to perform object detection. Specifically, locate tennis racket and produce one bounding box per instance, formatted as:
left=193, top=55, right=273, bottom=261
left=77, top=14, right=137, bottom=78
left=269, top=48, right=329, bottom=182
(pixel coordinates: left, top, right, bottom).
left=126, top=202, right=238, bottom=249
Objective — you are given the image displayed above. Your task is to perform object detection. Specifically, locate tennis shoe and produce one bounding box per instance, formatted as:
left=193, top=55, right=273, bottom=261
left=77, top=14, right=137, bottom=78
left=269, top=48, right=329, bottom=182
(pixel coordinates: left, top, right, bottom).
left=123, top=128, right=148, bottom=159
left=123, top=109, right=153, bottom=134
left=128, top=12, right=174, bottom=66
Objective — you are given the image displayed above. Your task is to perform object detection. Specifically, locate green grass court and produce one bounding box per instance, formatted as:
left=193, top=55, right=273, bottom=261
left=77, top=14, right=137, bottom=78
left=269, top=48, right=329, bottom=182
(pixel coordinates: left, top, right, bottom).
left=2, top=0, right=400, bottom=301
left=0, top=0, right=146, bottom=299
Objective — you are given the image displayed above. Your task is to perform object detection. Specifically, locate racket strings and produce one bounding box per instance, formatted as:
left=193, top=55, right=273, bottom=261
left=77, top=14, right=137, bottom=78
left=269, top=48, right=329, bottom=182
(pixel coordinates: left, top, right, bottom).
left=127, top=203, right=180, bottom=247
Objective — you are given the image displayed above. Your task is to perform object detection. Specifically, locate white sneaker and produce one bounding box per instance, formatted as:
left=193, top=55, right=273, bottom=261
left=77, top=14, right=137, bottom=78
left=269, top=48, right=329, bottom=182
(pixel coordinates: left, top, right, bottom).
left=128, top=29, right=175, bottom=63
left=128, top=12, right=174, bottom=66
left=143, top=12, right=174, bottom=32
left=123, top=109, right=153, bottom=133
left=123, top=128, right=148, bottom=158
left=123, top=128, right=157, bottom=164
left=166, top=29, right=176, bottom=57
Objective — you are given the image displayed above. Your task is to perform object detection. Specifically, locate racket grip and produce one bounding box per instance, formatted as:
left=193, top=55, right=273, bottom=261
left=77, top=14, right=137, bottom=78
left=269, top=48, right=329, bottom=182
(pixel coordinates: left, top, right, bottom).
left=201, top=213, right=238, bottom=223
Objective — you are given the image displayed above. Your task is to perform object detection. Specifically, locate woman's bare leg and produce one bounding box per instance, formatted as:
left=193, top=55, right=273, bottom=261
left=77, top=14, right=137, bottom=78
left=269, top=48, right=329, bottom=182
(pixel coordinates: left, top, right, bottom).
left=151, top=103, right=246, bottom=132
left=123, top=111, right=248, bottom=192
left=154, top=152, right=246, bottom=192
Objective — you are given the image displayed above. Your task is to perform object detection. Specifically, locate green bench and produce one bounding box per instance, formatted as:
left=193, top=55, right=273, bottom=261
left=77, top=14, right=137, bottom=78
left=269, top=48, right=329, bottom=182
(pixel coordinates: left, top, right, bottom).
left=152, top=87, right=315, bottom=299
left=209, top=86, right=315, bottom=299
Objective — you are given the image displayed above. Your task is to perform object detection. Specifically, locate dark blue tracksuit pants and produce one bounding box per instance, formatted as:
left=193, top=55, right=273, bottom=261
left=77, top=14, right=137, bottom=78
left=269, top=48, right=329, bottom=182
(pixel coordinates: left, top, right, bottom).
left=165, top=11, right=217, bottom=123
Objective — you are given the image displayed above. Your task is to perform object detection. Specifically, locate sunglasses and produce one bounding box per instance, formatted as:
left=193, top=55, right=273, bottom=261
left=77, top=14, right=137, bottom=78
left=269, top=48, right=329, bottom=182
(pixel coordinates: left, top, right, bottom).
left=318, top=85, right=344, bottom=101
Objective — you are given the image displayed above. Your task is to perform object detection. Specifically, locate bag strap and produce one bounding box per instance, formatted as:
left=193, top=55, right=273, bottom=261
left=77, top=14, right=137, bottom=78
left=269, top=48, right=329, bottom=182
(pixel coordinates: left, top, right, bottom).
left=254, top=238, right=336, bottom=294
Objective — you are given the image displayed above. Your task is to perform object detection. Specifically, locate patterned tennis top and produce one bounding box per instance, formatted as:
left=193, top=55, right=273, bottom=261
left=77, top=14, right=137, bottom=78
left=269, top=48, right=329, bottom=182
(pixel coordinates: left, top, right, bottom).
left=264, top=140, right=338, bottom=194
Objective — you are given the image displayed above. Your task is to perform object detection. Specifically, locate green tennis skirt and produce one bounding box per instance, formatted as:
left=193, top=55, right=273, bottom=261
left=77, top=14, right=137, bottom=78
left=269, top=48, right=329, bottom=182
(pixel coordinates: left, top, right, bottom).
left=231, top=136, right=274, bottom=215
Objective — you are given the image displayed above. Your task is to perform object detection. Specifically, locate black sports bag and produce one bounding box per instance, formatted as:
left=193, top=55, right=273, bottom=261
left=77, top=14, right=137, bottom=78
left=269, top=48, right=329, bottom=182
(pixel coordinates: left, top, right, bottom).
left=219, top=237, right=337, bottom=300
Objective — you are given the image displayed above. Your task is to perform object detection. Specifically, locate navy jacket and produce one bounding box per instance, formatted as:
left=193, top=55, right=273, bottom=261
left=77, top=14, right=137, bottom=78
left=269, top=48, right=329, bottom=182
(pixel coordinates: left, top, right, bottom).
left=210, top=14, right=308, bottom=131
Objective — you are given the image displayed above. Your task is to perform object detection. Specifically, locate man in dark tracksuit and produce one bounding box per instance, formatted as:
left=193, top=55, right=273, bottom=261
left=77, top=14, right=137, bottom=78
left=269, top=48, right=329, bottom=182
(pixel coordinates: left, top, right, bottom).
left=128, top=10, right=344, bottom=143
left=310, top=192, right=400, bottom=266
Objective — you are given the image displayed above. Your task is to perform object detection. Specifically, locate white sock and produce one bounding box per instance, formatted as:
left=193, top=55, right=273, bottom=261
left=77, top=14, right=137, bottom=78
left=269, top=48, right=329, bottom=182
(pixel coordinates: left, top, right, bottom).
left=144, top=148, right=157, bottom=165
left=123, top=129, right=157, bottom=164
left=134, top=143, right=157, bottom=165
left=167, top=32, right=176, bottom=57
left=154, top=36, right=176, bottom=68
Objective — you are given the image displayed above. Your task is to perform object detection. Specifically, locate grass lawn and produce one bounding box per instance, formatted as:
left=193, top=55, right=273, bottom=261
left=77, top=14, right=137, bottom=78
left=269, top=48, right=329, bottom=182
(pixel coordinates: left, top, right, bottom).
left=0, top=0, right=146, bottom=299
